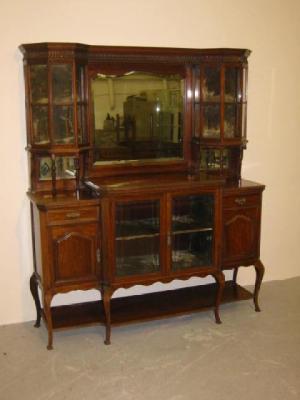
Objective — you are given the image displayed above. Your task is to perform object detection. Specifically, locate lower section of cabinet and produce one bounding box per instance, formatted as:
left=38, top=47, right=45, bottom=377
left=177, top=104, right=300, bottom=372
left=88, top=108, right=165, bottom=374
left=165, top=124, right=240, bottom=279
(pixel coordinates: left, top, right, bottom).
left=34, top=281, right=252, bottom=333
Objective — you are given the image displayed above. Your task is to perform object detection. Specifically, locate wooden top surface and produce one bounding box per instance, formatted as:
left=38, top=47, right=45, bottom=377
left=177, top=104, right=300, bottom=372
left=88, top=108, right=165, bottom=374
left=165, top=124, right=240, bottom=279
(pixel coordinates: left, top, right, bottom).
left=28, top=174, right=264, bottom=208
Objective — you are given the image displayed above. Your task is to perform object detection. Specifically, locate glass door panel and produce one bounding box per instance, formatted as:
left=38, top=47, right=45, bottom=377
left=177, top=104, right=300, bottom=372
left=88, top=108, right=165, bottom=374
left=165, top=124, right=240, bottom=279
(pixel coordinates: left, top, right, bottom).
left=171, top=194, right=214, bottom=271
left=51, top=64, right=75, bottom=145
left=224, top=67, right=242, bottom=139
left=53, top=106, right=74, bottom=144
left=30, top=65, right=50, bottom=144
left=32, top=106, right=49, bottom=144
left=52, top=64, right=73, bottom=103
left=203, top=67, right=220, bottom=102
left=76, top=65, right=87, bottom=144
left=224, top=103, right=236, bottom=138
left=224, top=68, right=241, bottom=102
left=30, top=65, right=48, bottom=104
left=203, top=104, right=220, bottom=138
left=115, top=200, right=160, bottom=277
left=201, top=67, right=221, bottom=139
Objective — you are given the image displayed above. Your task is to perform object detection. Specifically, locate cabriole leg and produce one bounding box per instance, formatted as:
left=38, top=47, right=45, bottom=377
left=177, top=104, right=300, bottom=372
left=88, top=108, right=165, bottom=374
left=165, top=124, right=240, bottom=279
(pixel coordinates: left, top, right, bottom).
left=233, top=266, right=239, bottom=296
left=233, top=267, right=239, bottom=285
left=43, top=293, right=53, bottom=350
left=102, top=286, right=113, bottom=345
left=29, top=273, right=41, bottom=328
left=254, top=259, right=265, bottom=312
left=212, top=271, right=225, bottom=324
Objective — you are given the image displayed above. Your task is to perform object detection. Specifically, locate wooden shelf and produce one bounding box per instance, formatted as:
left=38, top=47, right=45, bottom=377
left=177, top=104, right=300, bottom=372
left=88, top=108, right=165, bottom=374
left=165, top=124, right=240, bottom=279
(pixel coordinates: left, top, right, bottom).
left=50, top=281, right=253, bottom=330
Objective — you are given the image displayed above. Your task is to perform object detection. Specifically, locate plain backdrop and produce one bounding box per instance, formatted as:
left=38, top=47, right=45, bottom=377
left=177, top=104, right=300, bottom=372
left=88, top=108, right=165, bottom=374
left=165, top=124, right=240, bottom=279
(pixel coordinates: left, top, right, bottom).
left=0, top=0, right=299, bottom=325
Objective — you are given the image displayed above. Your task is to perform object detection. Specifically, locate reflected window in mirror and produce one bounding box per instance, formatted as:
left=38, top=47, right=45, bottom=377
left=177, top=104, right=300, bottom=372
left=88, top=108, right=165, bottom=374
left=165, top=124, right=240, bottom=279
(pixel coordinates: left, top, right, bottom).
left=91, top=72, right=185, bottom=165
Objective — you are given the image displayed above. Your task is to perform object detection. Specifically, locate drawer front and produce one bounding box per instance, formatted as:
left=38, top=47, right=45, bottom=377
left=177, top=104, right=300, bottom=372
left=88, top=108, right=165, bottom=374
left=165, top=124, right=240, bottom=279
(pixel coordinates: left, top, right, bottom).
left=223, top=193, right=260, bottom=209
left=47, top=207, right=99, bottom=224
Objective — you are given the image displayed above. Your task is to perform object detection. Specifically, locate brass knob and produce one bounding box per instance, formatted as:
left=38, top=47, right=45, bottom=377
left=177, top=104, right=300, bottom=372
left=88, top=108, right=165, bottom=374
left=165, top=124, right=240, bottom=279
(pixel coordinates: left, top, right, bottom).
left=65, top=212, right=81, bottom=219
left=234, top=197, right=246, bottom=205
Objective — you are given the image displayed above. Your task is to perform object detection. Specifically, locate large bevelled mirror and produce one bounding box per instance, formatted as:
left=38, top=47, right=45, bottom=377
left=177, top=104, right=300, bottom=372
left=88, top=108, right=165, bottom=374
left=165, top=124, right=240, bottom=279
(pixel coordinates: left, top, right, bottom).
left=91, top=71, right=185, bottom=165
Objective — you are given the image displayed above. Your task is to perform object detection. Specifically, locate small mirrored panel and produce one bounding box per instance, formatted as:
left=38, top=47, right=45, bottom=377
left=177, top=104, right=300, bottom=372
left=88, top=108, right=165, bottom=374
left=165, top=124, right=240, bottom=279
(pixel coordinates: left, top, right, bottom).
left=200, top=149, right=230, bottom=170
left=203, top=104, right=220, bottom=138
left=30, top=65, right=48, bottom=104
left=202, top=67, right=220, bottom=102
left=91, top=72, right=184, bottom=164
left=171, top=195, right=214, bottom=271
left=53, top=106, right=74, bottom=144
left=52, top=64, right=73, bottom=104
left=32, top=106, right=49, bottom=144
left=39, top=156, right=75, bottom=180
left=115, top=200, right=160, bottom=277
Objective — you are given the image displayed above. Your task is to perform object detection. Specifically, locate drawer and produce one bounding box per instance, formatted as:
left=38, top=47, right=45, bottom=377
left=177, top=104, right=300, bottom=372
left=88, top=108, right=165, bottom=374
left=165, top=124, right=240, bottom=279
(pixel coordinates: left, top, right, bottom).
left=47, top=207, right=99, bottom=224
left=223, top=193, right=261, bottom=209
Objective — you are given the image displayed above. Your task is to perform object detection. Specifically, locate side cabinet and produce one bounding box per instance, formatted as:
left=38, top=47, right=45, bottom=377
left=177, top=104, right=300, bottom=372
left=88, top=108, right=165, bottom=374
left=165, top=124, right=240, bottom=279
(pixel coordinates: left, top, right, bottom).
left=222, top=191, right=262, bottom=264
left=221, top=184, right=265, bottom=311
left=47, top=207, right=100, bottom=288
left=30, top=201, right=101, bottom=349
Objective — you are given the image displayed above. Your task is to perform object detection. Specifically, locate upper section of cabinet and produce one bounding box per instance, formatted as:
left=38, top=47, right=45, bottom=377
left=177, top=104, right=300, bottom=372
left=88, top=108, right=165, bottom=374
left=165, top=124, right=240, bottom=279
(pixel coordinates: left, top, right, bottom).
left=20, top=43, right=250, bottom=189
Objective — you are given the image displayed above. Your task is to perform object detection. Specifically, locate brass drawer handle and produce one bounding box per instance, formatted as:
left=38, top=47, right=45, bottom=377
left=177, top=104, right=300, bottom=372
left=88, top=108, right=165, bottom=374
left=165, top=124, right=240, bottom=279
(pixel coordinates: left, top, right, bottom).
left=65, top=212, right=81, bottom=219
left=234, top=197, right=246, bottom=205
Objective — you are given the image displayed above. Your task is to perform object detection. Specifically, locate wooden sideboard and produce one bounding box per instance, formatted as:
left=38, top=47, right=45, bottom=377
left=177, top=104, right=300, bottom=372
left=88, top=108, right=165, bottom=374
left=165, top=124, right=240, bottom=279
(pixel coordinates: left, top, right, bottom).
left=20, top=43, right=265, bottom=349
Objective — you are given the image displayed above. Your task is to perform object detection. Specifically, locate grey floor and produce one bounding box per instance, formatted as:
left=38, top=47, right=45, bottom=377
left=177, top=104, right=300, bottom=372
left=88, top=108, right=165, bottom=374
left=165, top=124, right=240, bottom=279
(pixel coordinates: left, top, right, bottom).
left=1, top=277, right=300, bottom=400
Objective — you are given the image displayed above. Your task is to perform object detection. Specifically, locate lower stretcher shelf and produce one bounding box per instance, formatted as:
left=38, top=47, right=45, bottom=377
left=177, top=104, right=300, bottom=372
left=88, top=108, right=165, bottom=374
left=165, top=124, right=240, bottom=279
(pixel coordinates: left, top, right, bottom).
left=49, top=281, right=252, bottom=330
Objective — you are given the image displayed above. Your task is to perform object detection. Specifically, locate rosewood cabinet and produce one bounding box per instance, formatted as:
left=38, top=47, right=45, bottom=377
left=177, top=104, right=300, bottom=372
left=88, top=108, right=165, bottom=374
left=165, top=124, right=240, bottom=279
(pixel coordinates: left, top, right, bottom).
left=20, top=43, right=265, bottom=349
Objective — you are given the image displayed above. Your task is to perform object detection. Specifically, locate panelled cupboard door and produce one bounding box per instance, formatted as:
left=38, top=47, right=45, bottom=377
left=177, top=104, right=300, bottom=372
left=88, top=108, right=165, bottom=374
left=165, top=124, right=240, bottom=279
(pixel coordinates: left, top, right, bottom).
left=49, top=223, right=100, bottom=286
left=223, top=207, right=259, bottom=262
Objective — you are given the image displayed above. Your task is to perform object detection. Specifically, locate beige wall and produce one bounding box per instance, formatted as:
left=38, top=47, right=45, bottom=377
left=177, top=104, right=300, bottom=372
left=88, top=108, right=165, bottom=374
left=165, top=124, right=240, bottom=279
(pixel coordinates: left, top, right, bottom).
left=0, top=0, right=299, bottom=325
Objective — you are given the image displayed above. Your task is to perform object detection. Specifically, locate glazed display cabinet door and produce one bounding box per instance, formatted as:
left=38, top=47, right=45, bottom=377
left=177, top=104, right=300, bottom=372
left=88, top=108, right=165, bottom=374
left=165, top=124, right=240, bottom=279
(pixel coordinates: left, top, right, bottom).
left=50, top=223, right=99, bottom=286
left=223, top=207, right=259, bottom=262
left=115, top=199, right=161, bottom=278
left=171, top=194, right=214, bottom=271
left=193, top=64, right=247, bottom=143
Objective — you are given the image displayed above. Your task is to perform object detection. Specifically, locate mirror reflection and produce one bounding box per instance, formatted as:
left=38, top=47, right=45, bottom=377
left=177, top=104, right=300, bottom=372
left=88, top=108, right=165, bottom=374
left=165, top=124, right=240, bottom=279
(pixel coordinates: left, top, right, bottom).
left=91, top=72, right=184, bottom=164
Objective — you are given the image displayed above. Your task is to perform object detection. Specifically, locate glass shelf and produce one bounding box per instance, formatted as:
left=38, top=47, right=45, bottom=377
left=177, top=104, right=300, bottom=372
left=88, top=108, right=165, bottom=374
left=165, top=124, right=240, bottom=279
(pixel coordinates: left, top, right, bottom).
left=172, top=250, right=211, bottom=271
left=116, top=253, right=160, bottom=277
left=172, top=227, right=212, bottom=235
left=116, top=232, right=160, bottom=241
